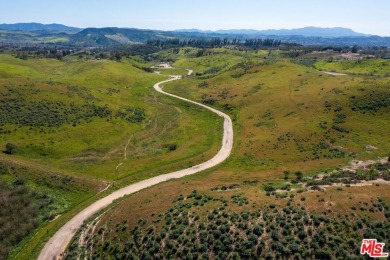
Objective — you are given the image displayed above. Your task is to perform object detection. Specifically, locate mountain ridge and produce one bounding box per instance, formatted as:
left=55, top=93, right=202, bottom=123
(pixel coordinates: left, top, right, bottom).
left=0, top=22, right=81, bottom=32
left=1, top=23, right=390, bottom=46
left=0, top=23, right=374, bottom=37
left=176, top=26, right=370, bottom=38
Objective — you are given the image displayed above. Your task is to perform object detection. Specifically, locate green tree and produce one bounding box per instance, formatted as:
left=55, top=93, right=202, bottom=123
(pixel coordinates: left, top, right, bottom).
left=115, top=52, right=122, bottom=61
left=283, top=170, right=290, bottom=180
left=5, top=143, right=17, bottom=155
left=314, top=249, right=333, bottom=259
left=295, top=171, right=303, bottom=180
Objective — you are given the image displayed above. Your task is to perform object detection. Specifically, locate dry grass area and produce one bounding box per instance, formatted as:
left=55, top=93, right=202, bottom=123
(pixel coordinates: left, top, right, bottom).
left=91, top=169, right=390, bottom=234
left=294, top=185, right=390, bottom=219
left=70, top=171, right=389, bottom=259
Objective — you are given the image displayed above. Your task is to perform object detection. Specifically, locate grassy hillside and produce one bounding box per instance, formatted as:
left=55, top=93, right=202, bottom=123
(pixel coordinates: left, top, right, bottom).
left=69, top=49, right=390, bottom=259
left=0, top=54, right=222, bottom=181
left=166, top=57, right=390, bottom=174
left=0, top=54, right=224, bottom=259
left=314, top=59, right=390, bottom=76
left=154, top=47, right=269, bottom=75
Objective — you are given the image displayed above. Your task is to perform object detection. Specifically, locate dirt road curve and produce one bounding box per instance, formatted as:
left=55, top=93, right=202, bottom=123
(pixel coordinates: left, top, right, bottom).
left=38, top=70, right=233, bottom=260
left=322, top=71, right=346, bottom=76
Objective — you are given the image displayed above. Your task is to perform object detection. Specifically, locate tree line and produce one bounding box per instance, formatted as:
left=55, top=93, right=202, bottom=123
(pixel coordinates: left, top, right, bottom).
left=146, top=37, right=300, bottom=49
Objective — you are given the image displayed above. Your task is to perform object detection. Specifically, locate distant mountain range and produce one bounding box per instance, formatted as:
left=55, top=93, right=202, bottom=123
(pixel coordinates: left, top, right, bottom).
left=70, top=27, right=177, bottom=46
left=1, top=23, right=389, bottom=47
left=0, top=23, right=372, bottom=37
left=176, top=27, right=370, bottom=38
left=0, top=22, right=81, bottom=32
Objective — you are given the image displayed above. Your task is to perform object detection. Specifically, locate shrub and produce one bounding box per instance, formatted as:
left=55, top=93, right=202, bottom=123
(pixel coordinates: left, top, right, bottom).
left=5, top=143, right=17, bottom=154
left=295, top=171, right=303, bottom=180
left=333, top=113, right=347, bottom=124
left=0, top=164, right=7, bottom=175
left=314, top=249, right=332, bottom=259
left=202, top=98, right=216, bottom=105
left=332, top=125, right=349, bottom=133
left=263, top=185, right=275, bottom=192
left=197, top=81, right=208, bottom=88
left=167, top=144, right=177, bottom=151
left=283, top=170, right=290, bottom=180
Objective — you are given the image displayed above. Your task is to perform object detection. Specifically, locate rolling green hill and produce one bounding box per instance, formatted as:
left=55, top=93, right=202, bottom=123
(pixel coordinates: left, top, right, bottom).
left=0, top=53, right=223, bottom=259
left=65, top=48, right=390, bottom=259
left=0, top=54, right=222, bottom=181
left=2, top=46, right=389, bottom=259
left=167, top=53, right=390, bottom=169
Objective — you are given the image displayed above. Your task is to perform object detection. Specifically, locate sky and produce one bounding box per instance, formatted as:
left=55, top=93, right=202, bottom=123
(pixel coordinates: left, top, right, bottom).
left=1, top=0, right=390, bottom=36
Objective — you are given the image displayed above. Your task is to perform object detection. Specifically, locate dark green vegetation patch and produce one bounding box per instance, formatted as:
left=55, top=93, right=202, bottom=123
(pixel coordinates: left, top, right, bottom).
left=0, top=160, right=99, bottom=260
left=0, top=172, right=55, bottom=259
left=67, top=191, right=390, bottom=259
left=0, top=86, right=145, bottom=128
left=0, top=99, right=111, bottom=127
left=351, top=91, right=390, bottom=112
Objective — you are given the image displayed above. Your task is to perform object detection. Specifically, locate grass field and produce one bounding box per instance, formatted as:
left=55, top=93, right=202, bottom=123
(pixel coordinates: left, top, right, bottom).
left=68, top=49, right=390, bottom=259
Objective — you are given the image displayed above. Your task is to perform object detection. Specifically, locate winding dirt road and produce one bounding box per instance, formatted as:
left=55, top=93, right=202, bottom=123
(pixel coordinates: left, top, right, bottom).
left=38, top=69, right=233, bottom=260
left=322, top=71, right=346, bottom=76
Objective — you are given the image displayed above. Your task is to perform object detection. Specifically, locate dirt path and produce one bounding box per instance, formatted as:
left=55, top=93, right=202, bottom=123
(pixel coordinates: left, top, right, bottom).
left=38, top=69, right=233, bottom=260
left=322, top=71, right=346, bottom=76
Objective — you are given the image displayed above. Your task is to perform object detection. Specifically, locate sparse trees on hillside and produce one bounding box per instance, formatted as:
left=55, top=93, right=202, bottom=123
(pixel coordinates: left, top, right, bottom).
left=74, top=191, right=390, bottom=259
left=146, top=37, right=297, bottom=49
